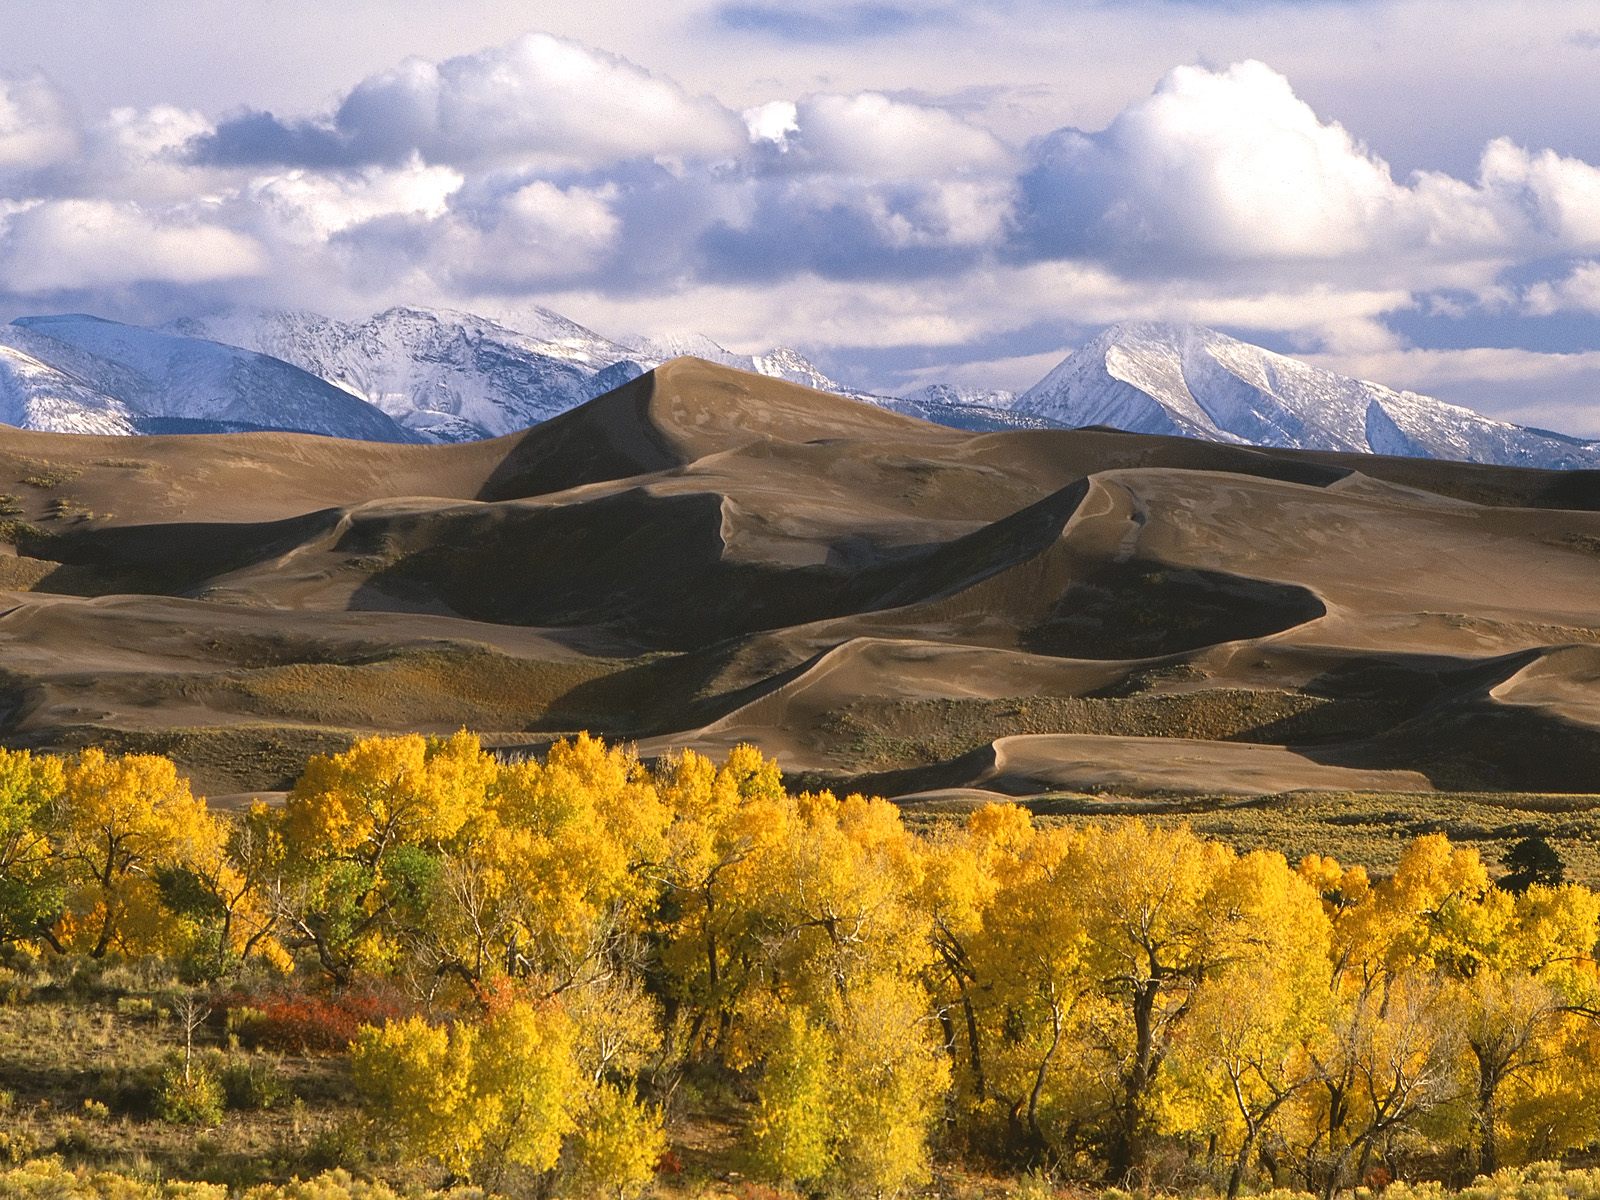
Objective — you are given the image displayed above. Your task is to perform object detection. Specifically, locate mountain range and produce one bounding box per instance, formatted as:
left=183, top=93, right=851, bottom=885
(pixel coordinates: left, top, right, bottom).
left=0, top=305, right=1595, bottom=469
left=1016, top=322, right=1600, bottom=470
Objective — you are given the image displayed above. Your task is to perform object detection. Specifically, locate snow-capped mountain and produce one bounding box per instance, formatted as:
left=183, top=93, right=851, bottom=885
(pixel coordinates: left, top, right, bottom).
left=886, top=382, right=1053, bottom=432
left=628, top=332, right=847, bottom=393
left=2, top=315, right=412, bottom=442
left=169, top=306, right=647, bottom=443
left=626, top=334, right=1047, bottom=430
left=1016, top=322, right=1600, bottom=469
left=901, top=383, right=1018, bottom=410
left=2, top=305, right=1595, bottom=468
left=0, top=334, right=139, bottom=436
left=169, top=308, right=1045, bottom=440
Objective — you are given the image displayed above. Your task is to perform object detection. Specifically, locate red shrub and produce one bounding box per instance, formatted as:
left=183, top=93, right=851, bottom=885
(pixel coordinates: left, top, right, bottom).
left=220, top=986, right=408, bottom=1054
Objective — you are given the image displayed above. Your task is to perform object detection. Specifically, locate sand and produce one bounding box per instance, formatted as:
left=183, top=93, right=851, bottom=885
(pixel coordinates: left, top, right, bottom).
left=0, top=356, right=1596, bottom=797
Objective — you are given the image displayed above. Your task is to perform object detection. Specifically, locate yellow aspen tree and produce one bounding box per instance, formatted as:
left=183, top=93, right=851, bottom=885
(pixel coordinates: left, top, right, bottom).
left=963, top=818, right=1088, bottom=1163
left=480, top=733, right=669, bottom=989
left=1303, top=972, right=1459, bottom=1200
left=919, top=802, right=1036, bottom=1110
left=352, top=998, right=581, bottom=1186
left=1159, top=851, right=1332, bottom=1197
left=749, top=973, right=950, bottom=1198
left=563, top=1082, right=667, bottom=1200
left=279, top=731, right=496, bottom=983
left=656, top=745, right=788, bottom=1051
left=1067, top=820, right=1236, bottom=1181
left=51, top=749, right=223, bottom=959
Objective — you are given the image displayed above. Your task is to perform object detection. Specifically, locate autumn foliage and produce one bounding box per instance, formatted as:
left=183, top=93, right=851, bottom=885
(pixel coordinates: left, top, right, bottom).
left=4, top=734, right=1600, bottom=1198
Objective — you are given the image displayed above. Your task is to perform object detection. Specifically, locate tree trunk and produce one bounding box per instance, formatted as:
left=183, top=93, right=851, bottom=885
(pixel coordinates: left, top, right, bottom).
left=1227, top=1127, right=1260, bottom=1199
left=1108, top=981, right=1158, bottom=1181
left=1478, top=1063, right=1500, bottom=1176
left=1024, top=998, right=1065, bottom=1166
left=961, top=986, right=986, bottom=1100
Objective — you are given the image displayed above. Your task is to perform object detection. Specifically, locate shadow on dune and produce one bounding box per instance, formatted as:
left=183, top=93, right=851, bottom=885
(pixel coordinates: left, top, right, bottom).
left=477, top=372, right=683, bottom=502
left=1023, top=561, right=1327, bottom=660
left=1285, top=648, right=1600, bottom=791
left=19, top=508, right=347, bottom=597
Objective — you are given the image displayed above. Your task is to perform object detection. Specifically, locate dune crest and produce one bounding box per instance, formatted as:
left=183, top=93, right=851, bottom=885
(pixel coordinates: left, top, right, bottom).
left=0, top=359, right=1597, bottom=796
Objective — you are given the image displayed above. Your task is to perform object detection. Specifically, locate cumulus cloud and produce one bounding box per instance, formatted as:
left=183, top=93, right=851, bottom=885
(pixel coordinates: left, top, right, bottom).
left=191, top=33, right=748, bottom=171
left=337, top=177, right=626, bottom=295
left=1524, top=260, right=1600, bottom=315
left=249, top=158, right=464, bottom=240
left=1007, top=61, right=1600, bottom=294
left=756, top=92, right=1013, bottom=178
left=1477, top=139, right=1600, bottom=247
left=0, top=73, right=80, bottom=181
left=0, top=199, right=266, bottom=294
left=4, top=33, right=1600, bottom=428
left=1014, top=62, right=1412, bottom=267
left=707, top=91, right=1016, bottom=281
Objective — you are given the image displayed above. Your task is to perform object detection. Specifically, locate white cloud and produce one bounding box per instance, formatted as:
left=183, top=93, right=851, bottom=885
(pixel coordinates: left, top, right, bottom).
left=778, top=92, right=1013, bottom=178
left=743, top=100, right=798, bottom=149
left=1015, top=60, right=1600, bottom=295
left=1526, top=260, right=1600, bottom=315
left=0, top=199, right=266, bottom=293
left=1477, top=138, right=1600, bottom=246
left=0, top=74, right=79, bottom=180
left=250, top=157, right=463, bottom=239
left=198, top=32, right=748, bottom=171
left=444, top=179, right=623, bottom=286
left=1099, top=61, right=1403, bottom=259
left=3, top=31, right=1600, bottom=435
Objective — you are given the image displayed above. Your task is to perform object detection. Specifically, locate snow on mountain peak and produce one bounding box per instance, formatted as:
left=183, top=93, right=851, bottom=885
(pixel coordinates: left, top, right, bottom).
left=1016, top=322, right=1600, bottom=469
left=6, top=314, right=413, bottom=441
left=0, top=303, right=1594, bottom=469
left=170, top=305, right=648, bottom=441
left=901, top=382, right=1019, bottom=410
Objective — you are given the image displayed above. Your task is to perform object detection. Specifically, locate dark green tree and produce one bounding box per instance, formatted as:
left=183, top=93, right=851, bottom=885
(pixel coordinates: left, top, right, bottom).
left=1499, top=835, right=1565, bottom=893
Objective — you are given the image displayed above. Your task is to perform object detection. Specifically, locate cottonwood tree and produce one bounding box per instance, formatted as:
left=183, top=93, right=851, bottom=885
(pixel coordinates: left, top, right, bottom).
left=0, top=747, right=65, bottom=946
left=49, top=749, right=224, bottom=958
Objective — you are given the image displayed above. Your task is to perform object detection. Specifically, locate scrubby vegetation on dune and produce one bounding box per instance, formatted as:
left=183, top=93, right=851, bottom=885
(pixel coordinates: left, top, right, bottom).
left=4, top=735, right=1600, bottom=1199
left=814, top=688, right=1361, bottom=771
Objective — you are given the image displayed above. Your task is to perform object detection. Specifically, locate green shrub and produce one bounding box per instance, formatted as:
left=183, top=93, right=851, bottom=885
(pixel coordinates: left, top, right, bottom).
left=54, top=1118, right=99, bottom=1155
left=154, top=1058, right=225, bottom=1126
left=0, top=1128, right=36, bottom=1166
left=116, top=995, right=157, bottom=1019
left=220, top=1057, right=289, bottom=1111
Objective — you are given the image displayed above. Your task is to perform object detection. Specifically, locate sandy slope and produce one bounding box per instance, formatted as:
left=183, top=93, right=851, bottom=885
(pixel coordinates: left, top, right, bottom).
left=0, top=356, right=1597, bottom=796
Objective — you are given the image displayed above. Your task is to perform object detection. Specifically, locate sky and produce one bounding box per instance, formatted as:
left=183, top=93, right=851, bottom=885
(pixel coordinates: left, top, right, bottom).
left=2, top=0, right=1600, bottom=431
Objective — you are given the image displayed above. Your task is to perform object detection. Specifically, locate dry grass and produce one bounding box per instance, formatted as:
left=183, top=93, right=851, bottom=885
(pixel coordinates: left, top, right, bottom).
left=0, top=968, right=368, bottom=1188
left=902, top=788, right=1600, bottom=884
left=819, top=689, right=1369, bottom=772
left=19, top=463, right=83, bottom=489
left=221, top=645, right=626, bottom=731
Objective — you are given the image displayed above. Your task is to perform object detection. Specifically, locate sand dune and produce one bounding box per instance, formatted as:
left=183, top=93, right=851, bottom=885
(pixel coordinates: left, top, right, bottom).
left=0, top=356, right=1596, bottom=796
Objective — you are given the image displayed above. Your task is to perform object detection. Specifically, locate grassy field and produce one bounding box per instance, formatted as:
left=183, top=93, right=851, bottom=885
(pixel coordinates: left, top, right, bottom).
left=899, top=788, right=1600, bottom=883
left=0, top=964, right=1017, bottom=1200
left=0, top=969, right=364, bottom=1188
